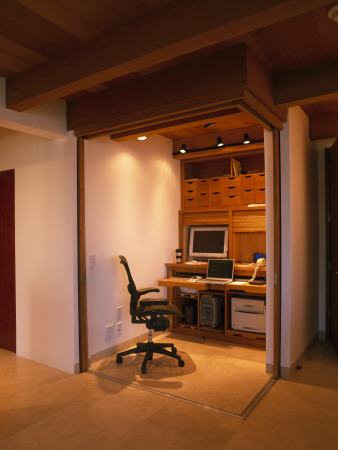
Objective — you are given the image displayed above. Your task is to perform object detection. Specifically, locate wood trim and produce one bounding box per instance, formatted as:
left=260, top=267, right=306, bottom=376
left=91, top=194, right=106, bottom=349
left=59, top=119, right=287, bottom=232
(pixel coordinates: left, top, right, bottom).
left=77, top=137, right=88, bottom=372
left=272, top=128, right=281, bottom=378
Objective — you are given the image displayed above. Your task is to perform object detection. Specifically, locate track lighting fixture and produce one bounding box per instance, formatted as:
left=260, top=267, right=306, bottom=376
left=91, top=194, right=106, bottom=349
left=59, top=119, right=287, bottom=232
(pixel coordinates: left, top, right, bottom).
left=179, top=144, right=187, bottom=153
left=243, top=133, right=251, bottom=144
left=216, top=136, right=224, bottom=147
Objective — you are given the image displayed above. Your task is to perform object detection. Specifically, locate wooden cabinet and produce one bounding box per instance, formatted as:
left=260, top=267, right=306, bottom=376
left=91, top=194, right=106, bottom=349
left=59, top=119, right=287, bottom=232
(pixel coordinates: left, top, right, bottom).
left=160, top=264, right=266, bottom=347
left=171, top=147, right=266, bottom=348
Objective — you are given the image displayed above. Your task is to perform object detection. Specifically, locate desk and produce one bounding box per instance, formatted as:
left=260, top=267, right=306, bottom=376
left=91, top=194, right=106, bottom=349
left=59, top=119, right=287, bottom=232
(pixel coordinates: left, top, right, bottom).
left=159, top=263, right=266, bottom=348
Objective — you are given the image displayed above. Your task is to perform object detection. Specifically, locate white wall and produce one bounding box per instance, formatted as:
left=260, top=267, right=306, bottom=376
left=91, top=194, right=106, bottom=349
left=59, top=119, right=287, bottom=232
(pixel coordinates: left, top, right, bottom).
left=85, top=135, right=180, bottom=358
left=0, top=129, right=78, bottom=373
left=280, top=107, right=319, bottom=373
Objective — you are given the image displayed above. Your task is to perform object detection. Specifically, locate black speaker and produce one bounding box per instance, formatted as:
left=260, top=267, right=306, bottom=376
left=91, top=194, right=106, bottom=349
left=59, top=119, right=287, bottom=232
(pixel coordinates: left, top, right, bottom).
left=184, top=304, right=196, bottom=324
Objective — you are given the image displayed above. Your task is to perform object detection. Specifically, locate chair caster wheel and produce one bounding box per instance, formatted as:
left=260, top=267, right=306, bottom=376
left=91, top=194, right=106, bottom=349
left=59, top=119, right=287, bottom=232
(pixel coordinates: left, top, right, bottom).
left=172, top=347, right=177, bottom=354
left=178, top=359, right=185, bottom=367
left=141, top=366, right=147, bottom=374
left=116, top=356, right=123, bottom=364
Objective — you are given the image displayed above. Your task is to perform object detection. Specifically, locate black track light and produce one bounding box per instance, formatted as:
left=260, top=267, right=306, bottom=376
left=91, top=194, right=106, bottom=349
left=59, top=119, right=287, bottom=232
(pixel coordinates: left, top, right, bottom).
left=217, top=136, right=224, bottom=147
left=179, top=144, right=187, bottom=153
left=243, top=134, right=251, bottom=144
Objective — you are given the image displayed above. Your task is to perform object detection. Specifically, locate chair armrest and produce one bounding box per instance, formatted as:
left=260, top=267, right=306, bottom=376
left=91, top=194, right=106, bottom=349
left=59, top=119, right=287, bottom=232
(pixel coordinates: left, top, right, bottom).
left=138, top=287, right=160, bottom=296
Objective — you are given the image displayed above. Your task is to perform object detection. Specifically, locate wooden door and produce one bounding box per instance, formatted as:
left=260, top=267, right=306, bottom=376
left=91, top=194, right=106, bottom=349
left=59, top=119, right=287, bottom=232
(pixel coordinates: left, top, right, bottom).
left=0, top=169, right=16, bottom=352
left=328, top=140, right=338, bottom=354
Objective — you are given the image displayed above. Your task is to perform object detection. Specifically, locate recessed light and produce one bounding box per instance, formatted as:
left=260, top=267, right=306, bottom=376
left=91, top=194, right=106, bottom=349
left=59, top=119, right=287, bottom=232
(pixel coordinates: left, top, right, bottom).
left=137, top=136, right=147, bottom=141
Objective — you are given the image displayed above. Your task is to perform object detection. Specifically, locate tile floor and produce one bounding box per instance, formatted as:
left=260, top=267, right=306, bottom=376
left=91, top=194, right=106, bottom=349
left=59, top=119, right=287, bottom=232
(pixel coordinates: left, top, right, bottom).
left=1, top=339, right=338, bottom=450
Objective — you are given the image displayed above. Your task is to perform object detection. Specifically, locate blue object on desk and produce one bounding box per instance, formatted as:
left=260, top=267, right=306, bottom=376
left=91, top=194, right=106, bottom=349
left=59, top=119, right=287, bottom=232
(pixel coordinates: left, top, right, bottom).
left=254, top=253, right=266, bottom=262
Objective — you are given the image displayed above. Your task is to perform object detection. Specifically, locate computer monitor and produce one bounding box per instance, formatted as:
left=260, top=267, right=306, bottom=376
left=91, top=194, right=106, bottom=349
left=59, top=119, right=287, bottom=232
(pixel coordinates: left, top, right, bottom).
left=188, top=226, right=228, bottom=259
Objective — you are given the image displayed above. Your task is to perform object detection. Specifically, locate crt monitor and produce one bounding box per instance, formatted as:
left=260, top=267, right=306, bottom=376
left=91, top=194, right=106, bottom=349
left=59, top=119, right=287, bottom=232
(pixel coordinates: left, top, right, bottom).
left=189, top=226, right=228, bottom=259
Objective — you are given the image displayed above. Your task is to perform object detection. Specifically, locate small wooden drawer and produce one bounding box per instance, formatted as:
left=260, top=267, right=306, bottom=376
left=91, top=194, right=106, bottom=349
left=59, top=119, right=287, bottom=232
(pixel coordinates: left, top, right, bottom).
left=184, top=189, right=196, bottom=198
left=241, top=189, right=255, bottom=204
left=184, top=180, right=198, bottom=190
left=209, top=178, right=222, bottom=191
left=223, top=176, right=241, bottom=188
left=242, top=175, right=255, bottom=190
left=184, top=197, right=198, bottom=208
left=197, top=192, right=209, bottom=207
left=255, top=188, right=265, bottom=203
left=223, top=185, right=241, bottom=196
left=197, top=179, right=209, bottom=193
left=223, top=194, right=241, bottom=205
left=210, top=191, right=222, bottom=206
left=255, top=174, right=265, bottom=189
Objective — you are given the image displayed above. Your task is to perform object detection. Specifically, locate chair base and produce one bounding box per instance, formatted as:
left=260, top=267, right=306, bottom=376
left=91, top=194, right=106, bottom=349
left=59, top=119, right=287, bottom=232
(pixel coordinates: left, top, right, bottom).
left=116, top=341, right=184, bottom=374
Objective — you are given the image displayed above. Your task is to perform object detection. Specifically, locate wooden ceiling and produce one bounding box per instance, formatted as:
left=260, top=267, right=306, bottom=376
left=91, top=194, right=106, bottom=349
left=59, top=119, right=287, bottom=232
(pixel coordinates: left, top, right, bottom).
left=1, top=0, right=338, bottom=140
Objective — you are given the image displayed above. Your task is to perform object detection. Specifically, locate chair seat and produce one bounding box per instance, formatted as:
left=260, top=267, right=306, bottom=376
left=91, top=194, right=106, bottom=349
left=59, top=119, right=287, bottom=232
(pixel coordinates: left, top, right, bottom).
left=139, top=298, right=168, bottom=306
left=140, top=303, right=183, bottom=317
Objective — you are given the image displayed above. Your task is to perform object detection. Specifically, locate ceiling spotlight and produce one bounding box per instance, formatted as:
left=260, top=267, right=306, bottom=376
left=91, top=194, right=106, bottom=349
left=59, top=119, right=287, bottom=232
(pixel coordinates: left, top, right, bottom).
left=137, top=135, right=147, bottom=141
left=179, top=144, right=187, bottom=153
left=216, top=136, right=224, bottom=147
left=243, top=133, right=251, bottom=144
left=204, top=122, right=216, bottom=128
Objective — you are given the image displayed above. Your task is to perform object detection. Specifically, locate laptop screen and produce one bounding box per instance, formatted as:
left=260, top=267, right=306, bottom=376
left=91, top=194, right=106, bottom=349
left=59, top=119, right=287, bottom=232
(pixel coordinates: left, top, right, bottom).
left=207, top=259, right=234, bottom=280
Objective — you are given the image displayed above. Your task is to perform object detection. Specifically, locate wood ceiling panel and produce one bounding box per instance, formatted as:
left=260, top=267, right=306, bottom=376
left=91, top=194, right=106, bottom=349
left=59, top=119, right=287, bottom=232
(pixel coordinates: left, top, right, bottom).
left=0, top=0, right=81, bottom=57
left=17, top=0, right=103, bottom=41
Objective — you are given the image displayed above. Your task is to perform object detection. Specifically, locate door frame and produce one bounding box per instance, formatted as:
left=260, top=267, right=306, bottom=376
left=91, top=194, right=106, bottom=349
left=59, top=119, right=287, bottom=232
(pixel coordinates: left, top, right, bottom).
left=76, top=110, right=282, bottom=377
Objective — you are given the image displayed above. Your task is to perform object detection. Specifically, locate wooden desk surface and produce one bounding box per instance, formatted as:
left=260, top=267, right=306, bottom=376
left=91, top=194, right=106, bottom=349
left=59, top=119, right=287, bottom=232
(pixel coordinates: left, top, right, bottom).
left=158, top=277, right=266, bottom=294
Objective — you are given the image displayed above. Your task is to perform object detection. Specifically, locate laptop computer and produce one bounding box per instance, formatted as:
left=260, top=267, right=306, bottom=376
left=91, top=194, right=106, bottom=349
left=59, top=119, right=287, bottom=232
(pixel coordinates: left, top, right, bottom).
left=205, top=258, right=234, bottom=284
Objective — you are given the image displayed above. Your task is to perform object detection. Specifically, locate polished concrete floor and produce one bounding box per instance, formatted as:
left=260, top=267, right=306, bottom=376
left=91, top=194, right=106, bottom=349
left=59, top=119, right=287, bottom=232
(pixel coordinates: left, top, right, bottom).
left=1, top=339, right=338, bottom=450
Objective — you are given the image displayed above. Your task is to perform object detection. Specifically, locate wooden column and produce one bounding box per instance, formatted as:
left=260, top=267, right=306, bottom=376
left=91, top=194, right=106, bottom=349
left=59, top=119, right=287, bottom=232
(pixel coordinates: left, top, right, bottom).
left=77, top=137, right=88, bottom=372
left=272, top=128, right=281, bottom=378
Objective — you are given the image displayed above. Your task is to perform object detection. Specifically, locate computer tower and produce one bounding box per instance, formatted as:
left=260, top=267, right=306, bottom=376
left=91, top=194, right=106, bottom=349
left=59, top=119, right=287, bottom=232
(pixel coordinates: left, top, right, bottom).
left=200, top=294, right=223, bottom=328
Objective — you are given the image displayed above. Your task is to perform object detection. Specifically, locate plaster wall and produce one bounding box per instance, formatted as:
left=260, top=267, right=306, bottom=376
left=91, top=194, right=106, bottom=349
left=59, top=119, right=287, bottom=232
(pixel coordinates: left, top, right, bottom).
left=85, top=135, right=180, bottom=358
left=0, top=129, right=78, bottom=373
left=280, top=107, right=319, bottom=373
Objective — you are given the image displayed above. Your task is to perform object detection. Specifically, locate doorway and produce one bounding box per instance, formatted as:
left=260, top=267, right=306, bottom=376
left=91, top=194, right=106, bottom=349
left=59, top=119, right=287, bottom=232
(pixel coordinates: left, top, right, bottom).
left=0, top=169, right=16, bottom=352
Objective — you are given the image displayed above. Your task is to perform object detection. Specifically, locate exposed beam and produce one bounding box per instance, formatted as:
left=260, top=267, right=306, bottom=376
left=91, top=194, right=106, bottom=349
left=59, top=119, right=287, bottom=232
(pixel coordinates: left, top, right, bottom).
left=274, top=60, right=338, bottom=107
left=67, top=45, right=283, bottom=138
left=68, top=45, right=248, bottom=136
left=309, top=112, right=338, bottom=140
left=7, top=0, right=333, bottom=111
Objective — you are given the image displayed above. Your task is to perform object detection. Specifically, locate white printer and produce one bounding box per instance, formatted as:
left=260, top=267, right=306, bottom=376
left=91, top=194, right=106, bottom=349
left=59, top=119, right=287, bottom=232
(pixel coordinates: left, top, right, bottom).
left=231, top=296, right=266, bottom=334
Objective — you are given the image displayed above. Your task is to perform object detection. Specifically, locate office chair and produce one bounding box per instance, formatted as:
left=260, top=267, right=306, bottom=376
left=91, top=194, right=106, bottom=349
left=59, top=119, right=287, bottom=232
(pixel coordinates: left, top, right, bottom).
left=116, top=255, right=185, bottom=374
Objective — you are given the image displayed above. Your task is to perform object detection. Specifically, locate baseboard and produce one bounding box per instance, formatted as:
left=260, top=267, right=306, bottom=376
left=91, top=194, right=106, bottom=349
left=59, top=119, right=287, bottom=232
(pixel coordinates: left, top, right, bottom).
left=90, top=331, right=150, bottom=364
left=280, top=334, right=318, bottom=379
left=318, top=330, right=326, bottom=340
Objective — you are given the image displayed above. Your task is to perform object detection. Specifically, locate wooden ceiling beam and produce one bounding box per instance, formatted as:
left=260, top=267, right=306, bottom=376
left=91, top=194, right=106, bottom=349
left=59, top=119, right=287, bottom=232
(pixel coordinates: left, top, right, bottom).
left=7, top=0, right=333, bottom=111
left=308, top=112, right=338, bottom=140
left=274, top=60, right=338, bottom=107
left=68, top=45, right=249, bottom=137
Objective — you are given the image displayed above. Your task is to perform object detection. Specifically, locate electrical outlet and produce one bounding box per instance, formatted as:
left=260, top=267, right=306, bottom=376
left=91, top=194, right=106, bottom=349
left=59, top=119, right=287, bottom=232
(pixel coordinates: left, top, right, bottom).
left=89, top=254, right=96, bottom=270
left=105, top=324, right=114, bottom=340
left=117, top=321, right=122, bottom=335
left=116, top=306, right=122, bottom=322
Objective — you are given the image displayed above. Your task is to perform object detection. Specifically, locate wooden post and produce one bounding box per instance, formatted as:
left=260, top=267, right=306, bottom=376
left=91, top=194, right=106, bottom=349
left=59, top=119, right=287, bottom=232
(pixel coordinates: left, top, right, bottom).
left=77, top=137, right=88, bottom=372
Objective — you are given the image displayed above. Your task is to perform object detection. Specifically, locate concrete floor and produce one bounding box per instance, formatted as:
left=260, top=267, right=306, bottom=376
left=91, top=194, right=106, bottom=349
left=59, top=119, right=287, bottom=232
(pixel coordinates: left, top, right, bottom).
left=1, top=339, right=338, bottom=450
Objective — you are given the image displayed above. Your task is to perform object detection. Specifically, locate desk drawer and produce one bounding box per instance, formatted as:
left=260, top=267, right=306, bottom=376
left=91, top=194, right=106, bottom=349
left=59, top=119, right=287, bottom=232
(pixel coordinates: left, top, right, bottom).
left=223, top=176, right=241, bottom=188
left=197, top=192, right=209, bottom=207
left=255, top=188, right=265, bottom=203
left=255, top=174, right=265, bottom=189
left=184, top=197, right=198, bottom=208
left=241, top=189, right=255, bottom=204
left=223, top=194, right=241, bottom=205
left=197, top=180, right=209, bottom=193
left=242, top=175, right=255, bottom=190
left=210, top=191, right=222, bottom=206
